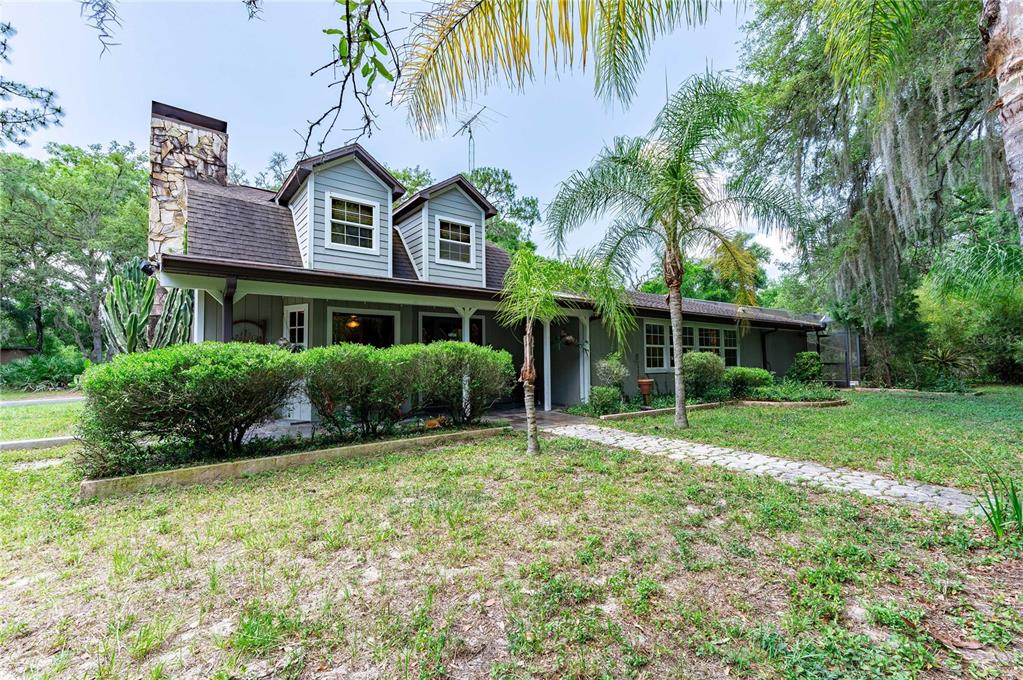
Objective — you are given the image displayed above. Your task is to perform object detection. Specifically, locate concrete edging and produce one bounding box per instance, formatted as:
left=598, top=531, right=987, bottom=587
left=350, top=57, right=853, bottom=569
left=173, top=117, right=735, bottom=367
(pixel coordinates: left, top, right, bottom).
left=599, top=398, right=847, bottom=421
left=0, top=435, right=75, bottom=451
left=80, top=426, right=512, bottom=500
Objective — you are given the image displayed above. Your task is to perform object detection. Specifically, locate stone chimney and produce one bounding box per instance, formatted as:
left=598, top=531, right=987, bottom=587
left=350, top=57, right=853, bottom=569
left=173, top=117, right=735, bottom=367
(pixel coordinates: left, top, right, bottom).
left=148, top=102, right=228, bottom=258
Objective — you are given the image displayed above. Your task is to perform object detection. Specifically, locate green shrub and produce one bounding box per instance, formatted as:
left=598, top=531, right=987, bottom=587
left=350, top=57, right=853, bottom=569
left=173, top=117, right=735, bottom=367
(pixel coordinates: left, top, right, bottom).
left=302, top=343, right=424, bottom=437
left=419, top=341, right=514, bottom=423
left=749, top=379, right=838, bottom=402
left=589, top=385, right=623, bottom=416
left=75, top=343, right=303, bottom=478
left=682, top=351, right=726, bottom=400
left=0, top=345, right=89, bottom=391
left=787, top=352, right=823, bottom=383
left=724, top=366, right=775, bottom=399
left=595, top=351, right=629, bottom=389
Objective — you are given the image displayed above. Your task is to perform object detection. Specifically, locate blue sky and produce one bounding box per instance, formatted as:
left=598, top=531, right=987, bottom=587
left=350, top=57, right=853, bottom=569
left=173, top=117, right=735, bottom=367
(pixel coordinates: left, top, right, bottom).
left=3, top=1, right=788, bottom=275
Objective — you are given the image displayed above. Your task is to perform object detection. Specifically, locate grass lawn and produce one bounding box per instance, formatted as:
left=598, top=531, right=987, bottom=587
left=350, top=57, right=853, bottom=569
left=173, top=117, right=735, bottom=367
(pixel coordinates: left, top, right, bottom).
left=2, top=435, right=1020, bottom=678
left=606, top=386, right=1023, bottom=490
left=0, top=401, right=82, bottom=442
left=0, top=389, right=80, bottom=402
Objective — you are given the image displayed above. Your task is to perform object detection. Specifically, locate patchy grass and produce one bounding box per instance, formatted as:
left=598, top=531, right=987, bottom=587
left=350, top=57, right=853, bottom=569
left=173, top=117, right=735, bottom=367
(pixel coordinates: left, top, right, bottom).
left=1, top=433, right=1020, bottom=678
left=0, top=401, right=81, bottom=441
left=607, top=386, right=1023, bottom=490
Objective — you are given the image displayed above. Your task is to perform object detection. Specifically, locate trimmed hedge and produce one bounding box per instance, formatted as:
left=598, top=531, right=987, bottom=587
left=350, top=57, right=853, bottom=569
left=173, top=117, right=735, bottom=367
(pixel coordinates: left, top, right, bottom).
left=418, top=341, right=515, bottom=424
left=76, top=340, right=514, bottom=478
left=682, top=351, right=726, bottom=401
left=724, top=366, right=775, bottom=398
left=76, top=343, right=304, bottom=479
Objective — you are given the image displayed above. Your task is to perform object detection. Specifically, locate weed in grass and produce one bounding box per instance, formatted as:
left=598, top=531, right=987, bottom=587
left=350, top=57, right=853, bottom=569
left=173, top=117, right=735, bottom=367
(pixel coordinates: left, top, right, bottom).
left=0, top=620, right=28, bottom=645
left=128, top=618, right=171, bottom=660
left=231, top=602, right=299, bottom=654
left=627, top=577, right=661, bottom=616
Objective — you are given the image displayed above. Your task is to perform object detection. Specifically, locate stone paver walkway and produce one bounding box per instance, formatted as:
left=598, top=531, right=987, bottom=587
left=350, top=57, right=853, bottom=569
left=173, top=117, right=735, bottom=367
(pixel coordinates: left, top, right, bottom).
left=547, top=424, right=978, bottom=516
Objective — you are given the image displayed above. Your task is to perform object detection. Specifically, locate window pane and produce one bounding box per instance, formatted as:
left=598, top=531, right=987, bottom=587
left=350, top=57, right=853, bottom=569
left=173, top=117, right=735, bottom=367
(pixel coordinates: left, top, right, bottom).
left=699, top=328, right=720, bottom=350
left=439, top=221, right=471, bottom=243
left=331, top=312, right=395, bottom=348
left=645, top=324, right=665, bottom=346
left=439, top=240, right=470, bottom=263
left=421, top=315, right=483, bottom=345
left=330, top=198, right=375, bottom=249
left=645, top=346, right=664, bottom=369
left=682, top=326, right=694, bottom=349
left=724, top=330, right=737, bottom=348
left=725, top=348, right=738, bottom=367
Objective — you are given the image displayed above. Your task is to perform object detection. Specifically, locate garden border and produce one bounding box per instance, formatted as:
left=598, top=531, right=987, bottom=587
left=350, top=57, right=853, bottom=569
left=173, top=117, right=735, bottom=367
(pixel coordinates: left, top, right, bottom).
left=598, top=398, right=847, bottom=421
left=79, top=426, right=512, bottom=500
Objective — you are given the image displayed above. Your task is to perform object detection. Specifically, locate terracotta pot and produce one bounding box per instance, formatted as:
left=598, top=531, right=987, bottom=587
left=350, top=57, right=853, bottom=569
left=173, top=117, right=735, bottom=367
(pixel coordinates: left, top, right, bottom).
left=637, top=378, right=655, bottom=406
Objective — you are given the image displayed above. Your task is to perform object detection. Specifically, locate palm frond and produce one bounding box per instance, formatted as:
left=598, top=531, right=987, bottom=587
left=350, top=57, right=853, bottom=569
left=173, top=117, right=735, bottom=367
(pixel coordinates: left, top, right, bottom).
left=398, top=0, right=717, bottom=135
left=816, top=0, right=923, bottom=94
left=701, top=172, right=805, bottom=235
left=546, top=136, right=656, bottom=253
left=596, top=217, right=663, bottom=276
left=654, top=72, right=752, bottom=163
left=927, top=236, right=1023, bottom=300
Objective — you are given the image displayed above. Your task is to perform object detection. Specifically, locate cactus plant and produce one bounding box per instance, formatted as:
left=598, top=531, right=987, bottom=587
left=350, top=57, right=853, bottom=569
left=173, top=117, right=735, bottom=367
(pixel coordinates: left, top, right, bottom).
left=101, top=258, right=192, bottom=354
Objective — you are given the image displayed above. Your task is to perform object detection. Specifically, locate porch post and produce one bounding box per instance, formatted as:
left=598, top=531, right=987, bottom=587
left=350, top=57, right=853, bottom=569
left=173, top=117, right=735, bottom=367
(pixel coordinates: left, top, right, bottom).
left=579, top=315, right=591, bottom=403
left=454, top=306, right=478, bottom=417
left=222, top=276, right=237, bottom=342
left=542, top=319, right=552, bottom=411
left=192, top=289, right=205, bottom=343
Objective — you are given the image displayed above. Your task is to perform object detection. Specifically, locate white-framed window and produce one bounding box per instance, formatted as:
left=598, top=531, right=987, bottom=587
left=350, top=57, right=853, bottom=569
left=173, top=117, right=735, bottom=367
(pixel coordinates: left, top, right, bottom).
left=283, top=304, right=308, bottom=349
left=644, top=322, right=667, bottom=371
left=435, top=216, right=475, bottom=267
left=723, top=329, right=738, bottom=367
left=327, top=306, right=400, bottom=347
left=643, top=320, right=740, bottom=371
left=326, top=193, right=379, bottom=253
left=419, top=312, right=485, bottom=345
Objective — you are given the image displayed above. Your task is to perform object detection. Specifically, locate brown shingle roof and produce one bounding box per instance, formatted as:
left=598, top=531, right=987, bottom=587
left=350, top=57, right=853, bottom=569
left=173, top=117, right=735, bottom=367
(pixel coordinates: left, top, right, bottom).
left=181, top=181, right=822, bottom=329
left=185, top=180, right=303, bottom=267
left=628, top=291, right=824, bottom=329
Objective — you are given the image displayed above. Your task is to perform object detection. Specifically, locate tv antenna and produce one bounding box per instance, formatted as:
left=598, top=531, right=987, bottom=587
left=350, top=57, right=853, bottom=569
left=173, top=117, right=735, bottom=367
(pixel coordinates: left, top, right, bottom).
left=452, top=106, right=502, bottom=172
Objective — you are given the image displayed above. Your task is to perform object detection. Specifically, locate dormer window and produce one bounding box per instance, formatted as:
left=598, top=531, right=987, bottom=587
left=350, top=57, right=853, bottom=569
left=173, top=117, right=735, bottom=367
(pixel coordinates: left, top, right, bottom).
left=436, top=217, right=474, bottom=266
left=327, top=193, right=378, bottom=253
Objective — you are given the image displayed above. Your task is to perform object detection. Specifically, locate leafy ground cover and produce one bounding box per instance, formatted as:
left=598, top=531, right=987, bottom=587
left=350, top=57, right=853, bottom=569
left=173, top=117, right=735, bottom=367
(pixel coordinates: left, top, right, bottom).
left=0, top=401, right=82, bottom=441
left=607, top=386, right=1023, bottom=490
left=1, top=435, right=1020, bottom=678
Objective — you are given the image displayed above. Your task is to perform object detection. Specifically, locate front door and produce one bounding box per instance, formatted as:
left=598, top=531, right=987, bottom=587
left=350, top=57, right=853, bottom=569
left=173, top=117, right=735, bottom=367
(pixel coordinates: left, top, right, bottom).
left=283, top=304, right=311, bottom=421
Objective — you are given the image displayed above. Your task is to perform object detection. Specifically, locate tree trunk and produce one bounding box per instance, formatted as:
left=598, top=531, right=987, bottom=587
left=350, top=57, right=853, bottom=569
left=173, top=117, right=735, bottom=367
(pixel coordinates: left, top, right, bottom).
left=983, top=0, right=1023, bottom=246
left=89, top=297, right=104, bottom=362
left=522, top=320, right=540, bottom=454
left=667, top=282, right=690, bottom=428
left=33, top=303, right=44, bottom=353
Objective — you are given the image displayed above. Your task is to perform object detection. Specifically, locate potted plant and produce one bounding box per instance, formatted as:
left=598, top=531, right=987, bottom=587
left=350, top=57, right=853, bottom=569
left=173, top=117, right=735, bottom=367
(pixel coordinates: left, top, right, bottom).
left=636, top=376, right=655, bottom=406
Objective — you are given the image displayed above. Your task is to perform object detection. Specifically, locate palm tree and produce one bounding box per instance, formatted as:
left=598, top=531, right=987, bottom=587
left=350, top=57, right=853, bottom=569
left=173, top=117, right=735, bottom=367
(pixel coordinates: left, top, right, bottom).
left=496, top=249, right=634, bottom=454
left=547, top=74, right=802, bottom=428
left=397, top=1, right=1023, bottom=246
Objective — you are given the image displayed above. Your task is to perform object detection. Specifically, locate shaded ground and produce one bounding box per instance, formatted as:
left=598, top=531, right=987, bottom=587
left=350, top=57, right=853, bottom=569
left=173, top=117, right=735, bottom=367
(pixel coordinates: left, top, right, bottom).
left=0, top=389, right=80, bottom=403
left=604, top=386, right=1023, bottom=490
left=2, top=435, right=1020, bottom=678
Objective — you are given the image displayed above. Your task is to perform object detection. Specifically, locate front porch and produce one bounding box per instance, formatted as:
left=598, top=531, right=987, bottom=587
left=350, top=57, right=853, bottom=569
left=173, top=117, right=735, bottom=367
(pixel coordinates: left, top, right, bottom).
left=184, top=282, right=594, bottom=412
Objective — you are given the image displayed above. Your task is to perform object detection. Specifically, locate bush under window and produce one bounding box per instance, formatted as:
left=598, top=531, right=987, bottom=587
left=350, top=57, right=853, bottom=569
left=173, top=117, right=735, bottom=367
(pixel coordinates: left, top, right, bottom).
left=75, top=343, right=303, bottom=479
left=588, top=385, right=623, bottom=416
left=419, top=341, right=514, bottom=424
left=682, top=351, right=726, bottom=401
left=787, top=352, right=823, bottom=383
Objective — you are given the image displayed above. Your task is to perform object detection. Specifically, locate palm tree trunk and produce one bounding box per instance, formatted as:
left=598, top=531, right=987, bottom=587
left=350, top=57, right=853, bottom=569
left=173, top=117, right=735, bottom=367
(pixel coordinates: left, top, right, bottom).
left=983, top=0, right=1023, bottom=246
left=667, top=283, right=690, bottom=429
left=522, top=321, right=540, bottom=454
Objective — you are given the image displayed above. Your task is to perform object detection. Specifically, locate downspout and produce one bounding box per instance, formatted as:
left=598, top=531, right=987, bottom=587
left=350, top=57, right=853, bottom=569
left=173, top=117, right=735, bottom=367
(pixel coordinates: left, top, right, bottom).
left=761, top=327, right=778, bottom=371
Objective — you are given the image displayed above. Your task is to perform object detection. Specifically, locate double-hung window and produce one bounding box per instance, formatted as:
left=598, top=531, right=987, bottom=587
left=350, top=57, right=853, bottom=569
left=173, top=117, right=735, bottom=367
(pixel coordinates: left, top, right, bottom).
left=644, top=322, right=740, bottom=370
left=327, top=195, right=377, bottom=252
left=437, top=219, right=474, bottom=265
left=644, top=323, right=667, bottom=371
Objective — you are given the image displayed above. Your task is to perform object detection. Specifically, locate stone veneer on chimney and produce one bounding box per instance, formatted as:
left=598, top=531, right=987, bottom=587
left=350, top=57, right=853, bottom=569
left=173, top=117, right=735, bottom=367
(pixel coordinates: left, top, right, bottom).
left=148, top=102, right=229, bottom=259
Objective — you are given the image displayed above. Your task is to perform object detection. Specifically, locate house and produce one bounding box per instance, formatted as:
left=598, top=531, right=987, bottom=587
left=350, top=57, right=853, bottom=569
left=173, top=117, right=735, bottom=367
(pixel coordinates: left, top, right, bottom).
left=149, top=102, right=830, bottom=411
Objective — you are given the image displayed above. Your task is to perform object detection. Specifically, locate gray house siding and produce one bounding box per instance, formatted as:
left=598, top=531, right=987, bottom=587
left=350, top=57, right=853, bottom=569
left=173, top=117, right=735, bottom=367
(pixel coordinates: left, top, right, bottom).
left=311, top=158, right=391, bottom=277
left=289, top=178, right=311, bottom=267
left=425, top=187, right=484, bottom=287
left=394, top=209, right=424, bottom=278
